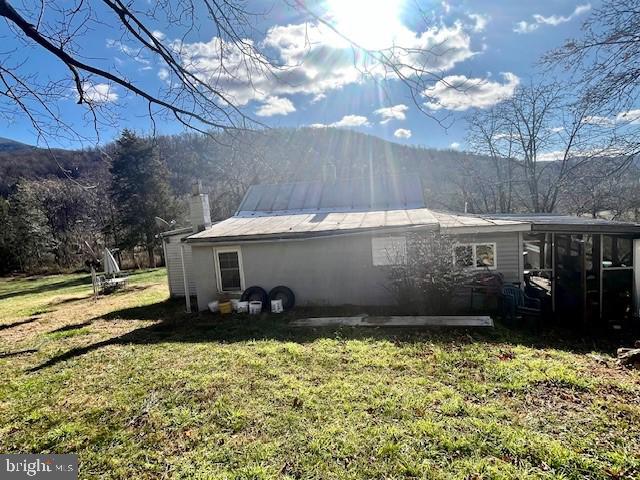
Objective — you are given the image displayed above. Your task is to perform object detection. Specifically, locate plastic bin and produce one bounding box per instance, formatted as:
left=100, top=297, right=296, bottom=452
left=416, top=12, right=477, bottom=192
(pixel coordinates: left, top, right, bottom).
left=219, top=301, right=232, bottom=314
left=271, top=299, right=283, bottom=313
left=236, top=301, right=249, bottom=313
left=249, top=301, right=262, bottom=315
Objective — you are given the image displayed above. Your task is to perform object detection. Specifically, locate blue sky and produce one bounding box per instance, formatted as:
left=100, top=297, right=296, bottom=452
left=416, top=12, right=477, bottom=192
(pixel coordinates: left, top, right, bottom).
left=0, top=1, right=597, bottom=150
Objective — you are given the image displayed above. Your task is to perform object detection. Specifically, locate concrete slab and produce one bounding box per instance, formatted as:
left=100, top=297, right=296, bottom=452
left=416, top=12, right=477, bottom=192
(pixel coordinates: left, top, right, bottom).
left=289, top=315, right=493, bottom=328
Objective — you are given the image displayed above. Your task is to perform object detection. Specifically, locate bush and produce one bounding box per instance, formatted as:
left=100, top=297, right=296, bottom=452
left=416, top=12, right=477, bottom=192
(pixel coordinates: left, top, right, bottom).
left=387, top=232, right=472, bottom=314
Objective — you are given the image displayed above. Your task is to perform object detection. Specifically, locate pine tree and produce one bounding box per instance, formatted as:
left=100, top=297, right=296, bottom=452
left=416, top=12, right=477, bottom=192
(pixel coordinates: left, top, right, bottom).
left=110, top=130, right=176, bottom=267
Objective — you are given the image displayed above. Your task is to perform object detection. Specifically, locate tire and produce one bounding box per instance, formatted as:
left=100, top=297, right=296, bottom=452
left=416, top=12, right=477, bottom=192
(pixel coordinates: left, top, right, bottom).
left=240, top=286, right=268, bottom=309
left=268, top=286, right=295, bottom=311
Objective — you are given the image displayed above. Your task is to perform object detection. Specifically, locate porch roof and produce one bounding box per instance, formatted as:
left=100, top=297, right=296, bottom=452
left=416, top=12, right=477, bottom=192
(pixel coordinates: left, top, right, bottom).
left=488, top=214, right=640, bottom=235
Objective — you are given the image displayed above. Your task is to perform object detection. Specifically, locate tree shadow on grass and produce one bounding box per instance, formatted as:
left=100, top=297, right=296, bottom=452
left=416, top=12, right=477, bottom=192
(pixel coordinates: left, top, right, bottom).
left=0, top=317, right=39, bottom=330
left=1, top=348, right=38, bottom=358
left=48, top=320, right=94, bottom=334
left=27, top=300, right=624, bottom=372
left=0, top=276, right=91, bottom=301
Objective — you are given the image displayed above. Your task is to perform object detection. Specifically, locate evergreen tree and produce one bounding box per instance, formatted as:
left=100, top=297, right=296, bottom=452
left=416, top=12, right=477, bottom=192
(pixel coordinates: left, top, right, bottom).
left=8, top=181, right=54, bottom=272
left=0, top=197, right=15, bottom=273
left=110, top=130, right=176, bottom=267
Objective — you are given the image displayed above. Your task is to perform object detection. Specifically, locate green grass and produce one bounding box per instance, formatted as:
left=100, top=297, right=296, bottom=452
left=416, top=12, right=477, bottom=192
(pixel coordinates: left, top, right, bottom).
left=0, top=270, right=639, bottom=479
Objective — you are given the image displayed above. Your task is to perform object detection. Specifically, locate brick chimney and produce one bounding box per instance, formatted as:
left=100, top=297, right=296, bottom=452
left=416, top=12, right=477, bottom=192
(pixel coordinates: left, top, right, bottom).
left=189, top=181, right=212, bottom=232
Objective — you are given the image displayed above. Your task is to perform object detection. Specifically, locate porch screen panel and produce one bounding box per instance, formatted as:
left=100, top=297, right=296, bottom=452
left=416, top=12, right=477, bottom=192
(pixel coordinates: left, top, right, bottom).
left=602, top=236, right=634, bottom=324
left=523, top=233, right=552, bottom=306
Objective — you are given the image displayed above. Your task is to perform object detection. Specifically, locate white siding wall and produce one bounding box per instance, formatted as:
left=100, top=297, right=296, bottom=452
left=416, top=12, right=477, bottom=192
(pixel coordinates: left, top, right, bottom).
left=190, top=230, right=524, bottom=310
left=455, top=232, right=521, bottom=283
left=164, top=234, right=196, bottom=297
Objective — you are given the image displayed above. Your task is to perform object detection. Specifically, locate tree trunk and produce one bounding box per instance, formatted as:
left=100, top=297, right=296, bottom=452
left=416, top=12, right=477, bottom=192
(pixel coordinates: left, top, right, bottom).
left=147, top=244, right=156, bottom=268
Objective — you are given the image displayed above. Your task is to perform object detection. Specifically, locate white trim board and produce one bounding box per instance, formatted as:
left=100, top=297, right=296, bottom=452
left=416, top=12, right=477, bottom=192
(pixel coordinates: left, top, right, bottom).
left=213, top=246, right=245, bottom=294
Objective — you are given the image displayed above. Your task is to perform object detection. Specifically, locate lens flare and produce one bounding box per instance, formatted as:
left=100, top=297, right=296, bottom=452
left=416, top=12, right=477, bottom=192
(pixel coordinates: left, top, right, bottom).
left=326, top=0, right=405, bottom=50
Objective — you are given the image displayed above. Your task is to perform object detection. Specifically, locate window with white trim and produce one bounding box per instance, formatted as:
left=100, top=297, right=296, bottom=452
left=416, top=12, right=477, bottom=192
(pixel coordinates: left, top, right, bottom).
left=215, top=248, right=244, bottom=292
left=454, top=243, right=496, bottom=269
left=372, top=236, right=407, bottom=266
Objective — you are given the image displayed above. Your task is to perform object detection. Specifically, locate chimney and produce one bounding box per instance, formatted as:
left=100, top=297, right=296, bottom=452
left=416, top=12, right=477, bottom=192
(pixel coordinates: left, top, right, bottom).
left=189, top=181, right=212, bottom=232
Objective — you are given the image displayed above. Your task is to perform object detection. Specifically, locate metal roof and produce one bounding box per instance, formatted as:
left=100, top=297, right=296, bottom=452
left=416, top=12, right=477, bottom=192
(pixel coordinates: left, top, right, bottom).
left=236, top=175, right=425, bottom=215
left=159, top=226, right=193, bottom=238
left=487, top=214, right=640, bottom=234
left=186, top=209, right=531, bottom=244
left=185, top=177, right=640, bottom=244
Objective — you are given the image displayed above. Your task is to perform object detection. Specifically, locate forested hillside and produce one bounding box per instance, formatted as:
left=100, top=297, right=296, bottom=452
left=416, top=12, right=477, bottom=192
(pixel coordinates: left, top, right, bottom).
left=1, top=127, right=638, bottom=274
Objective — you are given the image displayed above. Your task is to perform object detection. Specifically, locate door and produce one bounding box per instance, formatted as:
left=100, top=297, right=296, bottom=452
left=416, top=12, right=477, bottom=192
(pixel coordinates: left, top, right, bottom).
left=554, top=234, right=584, bottom=323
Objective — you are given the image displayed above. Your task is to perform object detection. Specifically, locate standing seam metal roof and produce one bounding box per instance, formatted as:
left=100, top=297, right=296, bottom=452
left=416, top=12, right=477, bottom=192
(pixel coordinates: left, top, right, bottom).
left=185, top=177, right=640, bottom=243
left=236, top=175, right=425, bottom=215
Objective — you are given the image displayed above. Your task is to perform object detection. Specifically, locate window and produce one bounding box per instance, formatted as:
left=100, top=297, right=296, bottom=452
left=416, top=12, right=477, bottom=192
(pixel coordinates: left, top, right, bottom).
left=215, top=248, right=244, bottom=292
left=603, top=236, right=633, bottom=269
left=372, top=236, right=407, bottom=266
left=454, top=243, right=496, bottom=269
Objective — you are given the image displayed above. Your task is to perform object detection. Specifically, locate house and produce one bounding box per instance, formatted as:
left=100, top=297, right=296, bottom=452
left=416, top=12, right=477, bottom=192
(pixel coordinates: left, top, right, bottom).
left=162, top=176, right=640, bottom=328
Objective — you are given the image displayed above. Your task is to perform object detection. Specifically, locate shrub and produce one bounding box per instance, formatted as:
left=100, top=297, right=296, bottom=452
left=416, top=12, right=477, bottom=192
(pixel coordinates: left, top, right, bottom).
left=386, top=232, right=472, bottom=314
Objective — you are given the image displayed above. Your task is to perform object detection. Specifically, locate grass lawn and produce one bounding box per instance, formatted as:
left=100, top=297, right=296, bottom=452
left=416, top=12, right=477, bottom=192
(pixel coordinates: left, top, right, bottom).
left=0, top=270, right=639, bottom=479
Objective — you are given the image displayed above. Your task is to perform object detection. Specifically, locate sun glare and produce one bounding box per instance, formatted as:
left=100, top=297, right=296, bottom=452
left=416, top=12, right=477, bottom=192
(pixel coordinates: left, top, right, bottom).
left=326, top=0, right=405, bottom=50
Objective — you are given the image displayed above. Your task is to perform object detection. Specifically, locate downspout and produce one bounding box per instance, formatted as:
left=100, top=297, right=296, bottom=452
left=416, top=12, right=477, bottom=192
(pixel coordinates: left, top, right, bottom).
left=600, top=235, right=604, bottom=322
left=161, top=237, right=173, bottom=297
left=634, top=239, right=640, bottom=319
left=180, top=243, right=191, bottom=313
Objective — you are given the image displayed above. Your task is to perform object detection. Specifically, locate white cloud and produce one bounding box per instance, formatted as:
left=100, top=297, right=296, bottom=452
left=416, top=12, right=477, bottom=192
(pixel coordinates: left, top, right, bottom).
left=394, top=128, right=412, bottom=139
left=255, top=96, right=296, bottom=117
left=468, top=13, right=489, bottom=33
left=580, top=110, right=640, bottom=127
left=514, top=4, right=591, bottom=34
left=513, top=21, right=539, bottom=34
left=80, top=83, right=118, bottom=103
left=538, top=150, right=565, bottom=162
left=423, top=72, right=520, bottom=111
left=170, top=20, right=475, bottom=108
left=374, top=104, right=408, bottom=124
left=158, top=68, right=169, bottom=81
left=311, top=93, right=327, bottom=104
left=151, top=30, right=166, bottom=41
left=584, top=115, right=613, bottom=126
left=616, top=109, right=640, bottom=124
left=310, top=114, right=371, bottom=128
left=332, top=115, right=370, bottom=127
left=450, top=142, right=461, bottom=150
left=106, top=39, right=151, bottom=66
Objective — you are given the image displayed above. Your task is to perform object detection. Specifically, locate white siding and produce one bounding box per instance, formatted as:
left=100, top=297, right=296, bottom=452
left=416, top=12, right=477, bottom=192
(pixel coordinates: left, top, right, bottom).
left=190, top=230, right=524, bottom=310
left=455, top=232, right=521, bottom=283
left=164, top=234, right=196, bottom=297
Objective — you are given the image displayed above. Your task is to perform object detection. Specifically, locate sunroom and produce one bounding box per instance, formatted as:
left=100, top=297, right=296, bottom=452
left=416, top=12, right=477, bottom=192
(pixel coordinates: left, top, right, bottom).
left=501, top=215, right=640, bottom=329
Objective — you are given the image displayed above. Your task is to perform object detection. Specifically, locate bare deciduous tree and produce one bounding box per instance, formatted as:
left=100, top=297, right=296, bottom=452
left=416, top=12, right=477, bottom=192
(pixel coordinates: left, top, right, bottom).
left=545, top=0, right=640, bottom=114
left=0, top=0, right=457, bottom=146
left=466, top=81, right=636, bottom=213
left=465, top=107, right=516, bottom=213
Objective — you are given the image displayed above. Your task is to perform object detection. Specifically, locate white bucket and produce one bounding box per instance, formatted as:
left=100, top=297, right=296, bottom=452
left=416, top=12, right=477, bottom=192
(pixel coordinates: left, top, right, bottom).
left=207, top=300, right=219, bottom=313
left=230, top=299, right=240, bottom=311
left=271, top=299, right=283, bottom=313
left=249, top=301, right=262, bottom=315
left=236, top=301, right=249, bottom=313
